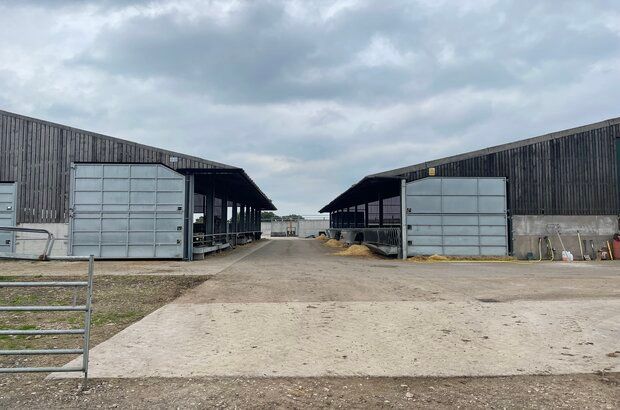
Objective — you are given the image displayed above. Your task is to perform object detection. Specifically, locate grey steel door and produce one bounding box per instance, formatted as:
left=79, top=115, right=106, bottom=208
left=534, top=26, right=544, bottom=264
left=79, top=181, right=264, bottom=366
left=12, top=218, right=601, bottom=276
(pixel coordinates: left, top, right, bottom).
left=406, top=177, right=508, bottom=256
left=69, top=164, right=186, bottom=258
left=0, top=182, right=16, bottom=254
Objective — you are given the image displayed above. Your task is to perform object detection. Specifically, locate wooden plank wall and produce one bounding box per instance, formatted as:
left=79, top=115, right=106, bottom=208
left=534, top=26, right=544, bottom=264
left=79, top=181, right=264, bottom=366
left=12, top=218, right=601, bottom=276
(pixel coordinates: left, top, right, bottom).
left=401, top=124, right=620, bottom=215
left=0, top=111, right=220, bottom=223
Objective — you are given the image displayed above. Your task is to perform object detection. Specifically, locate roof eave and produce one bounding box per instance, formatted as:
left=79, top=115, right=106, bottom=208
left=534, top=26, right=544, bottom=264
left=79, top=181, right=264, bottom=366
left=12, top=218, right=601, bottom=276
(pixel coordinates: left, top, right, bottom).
left=318, top=176, right=400, bottom=213
left=371, top=115, right=620, bottom=178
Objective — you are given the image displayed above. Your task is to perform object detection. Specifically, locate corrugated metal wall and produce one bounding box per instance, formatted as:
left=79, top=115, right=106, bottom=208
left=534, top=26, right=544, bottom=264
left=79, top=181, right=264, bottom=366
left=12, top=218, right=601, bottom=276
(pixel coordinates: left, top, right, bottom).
left=406, top=177, right=508, bottom=256
left=70, top=164, right=186, bottom=258
left=0, top=110, right=224, bottom=224
left=400, top=124, right=620, bottom=215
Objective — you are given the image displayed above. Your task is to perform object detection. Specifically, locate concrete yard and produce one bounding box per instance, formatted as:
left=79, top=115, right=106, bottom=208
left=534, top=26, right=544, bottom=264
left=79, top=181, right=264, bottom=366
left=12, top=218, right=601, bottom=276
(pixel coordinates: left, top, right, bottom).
left=55, top=238, right=619, bottom=379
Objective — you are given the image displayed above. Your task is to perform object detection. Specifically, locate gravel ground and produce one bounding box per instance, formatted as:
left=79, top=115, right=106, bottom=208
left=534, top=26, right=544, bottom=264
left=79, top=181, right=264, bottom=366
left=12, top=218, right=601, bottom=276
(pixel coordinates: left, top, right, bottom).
left=1, top=373, right=618, bottom=409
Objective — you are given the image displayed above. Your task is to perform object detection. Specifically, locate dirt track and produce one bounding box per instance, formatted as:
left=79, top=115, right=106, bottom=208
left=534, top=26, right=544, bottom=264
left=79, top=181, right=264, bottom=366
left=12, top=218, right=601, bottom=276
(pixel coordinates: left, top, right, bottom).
left=177, top=238, right=620, bottom=304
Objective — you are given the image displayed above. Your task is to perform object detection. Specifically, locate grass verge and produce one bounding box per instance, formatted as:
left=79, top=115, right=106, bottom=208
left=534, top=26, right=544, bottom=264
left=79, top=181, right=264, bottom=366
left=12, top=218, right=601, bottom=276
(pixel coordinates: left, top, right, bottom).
left=0, top=275, right=207, bottom=371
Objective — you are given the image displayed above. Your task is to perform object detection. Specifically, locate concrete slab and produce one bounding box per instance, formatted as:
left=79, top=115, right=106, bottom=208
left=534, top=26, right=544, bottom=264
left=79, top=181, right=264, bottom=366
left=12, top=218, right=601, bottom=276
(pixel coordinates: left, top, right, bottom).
left=56, top=299, right=619, bottom=378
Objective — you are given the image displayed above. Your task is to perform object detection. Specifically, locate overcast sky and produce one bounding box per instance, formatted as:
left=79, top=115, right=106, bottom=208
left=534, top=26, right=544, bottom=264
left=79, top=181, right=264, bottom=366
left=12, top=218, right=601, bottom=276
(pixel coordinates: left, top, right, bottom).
left=1, top=1, right=619, bottom=214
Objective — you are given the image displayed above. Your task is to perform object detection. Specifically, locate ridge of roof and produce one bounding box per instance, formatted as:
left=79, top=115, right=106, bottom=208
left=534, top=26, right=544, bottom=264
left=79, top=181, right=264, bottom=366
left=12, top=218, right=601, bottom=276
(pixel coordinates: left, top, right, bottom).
left=319, top=115, right=620, bottom=213
left=370, top=115, right=620, bottom=178
left=0, top=108, right=235, bottom=169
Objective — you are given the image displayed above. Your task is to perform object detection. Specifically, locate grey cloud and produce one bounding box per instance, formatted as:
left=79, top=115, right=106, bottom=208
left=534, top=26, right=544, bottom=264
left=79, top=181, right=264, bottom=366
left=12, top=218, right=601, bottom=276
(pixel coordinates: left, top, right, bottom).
left=1, top=0, right=620, bottom=214
left=67, top=0, right=620, bottom=107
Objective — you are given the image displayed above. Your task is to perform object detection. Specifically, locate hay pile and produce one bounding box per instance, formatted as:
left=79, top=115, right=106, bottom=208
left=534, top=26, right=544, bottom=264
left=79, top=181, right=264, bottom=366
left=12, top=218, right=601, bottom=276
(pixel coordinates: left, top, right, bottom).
left=408, top=254, right=448, bottom=262
left=335, top=244, right=374, bottom=257
left=429, top=254, right=449, bottom=261
left=408, top=254, right=516, bottom=262
left=451, top=255, right=516, bottom=261
left=324, top=239, right=344, bottom=248
left=315, top=234, right=328, bottom=241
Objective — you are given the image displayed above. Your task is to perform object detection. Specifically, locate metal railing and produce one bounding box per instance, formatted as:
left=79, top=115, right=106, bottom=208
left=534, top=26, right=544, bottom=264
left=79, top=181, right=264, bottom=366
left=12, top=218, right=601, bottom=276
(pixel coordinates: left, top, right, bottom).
left=0, top=226, right=55, bottom=260
left=363, top=227, right=402, bottom=247
left=192, top=231, right=261, bottom=248
left=0, top=255, right=94, bottom=387
left=328, top=227, right=402, bottom=247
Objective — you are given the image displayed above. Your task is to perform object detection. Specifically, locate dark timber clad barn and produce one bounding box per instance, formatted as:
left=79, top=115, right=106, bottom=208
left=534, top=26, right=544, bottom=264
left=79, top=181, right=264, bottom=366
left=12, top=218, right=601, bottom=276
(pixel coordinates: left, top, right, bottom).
left=0, top=109, right=275, bottom=260
left=320, top=117, right=620, bottom=259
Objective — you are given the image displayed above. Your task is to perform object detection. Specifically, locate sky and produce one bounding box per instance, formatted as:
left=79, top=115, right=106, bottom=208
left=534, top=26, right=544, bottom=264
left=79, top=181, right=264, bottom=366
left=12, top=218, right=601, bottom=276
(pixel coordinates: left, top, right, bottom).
left=1, top=0, right=619, bottom=215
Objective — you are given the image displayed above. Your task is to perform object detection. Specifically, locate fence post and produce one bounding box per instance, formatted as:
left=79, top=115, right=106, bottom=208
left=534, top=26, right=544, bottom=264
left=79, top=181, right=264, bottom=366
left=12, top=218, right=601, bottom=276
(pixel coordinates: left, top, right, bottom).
left=82, top=255, right=94, bottom=389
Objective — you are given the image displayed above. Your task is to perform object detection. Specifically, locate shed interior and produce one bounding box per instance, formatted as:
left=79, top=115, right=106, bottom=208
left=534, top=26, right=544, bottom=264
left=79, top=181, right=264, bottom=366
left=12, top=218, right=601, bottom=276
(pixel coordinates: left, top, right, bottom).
left=182, top=168, right=276, bottom=260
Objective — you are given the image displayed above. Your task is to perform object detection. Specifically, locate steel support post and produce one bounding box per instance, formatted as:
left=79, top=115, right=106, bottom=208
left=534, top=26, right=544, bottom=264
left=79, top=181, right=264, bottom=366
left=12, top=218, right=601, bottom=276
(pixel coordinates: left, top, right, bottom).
left=255, top=209, right=260, bottom=231
left=232, top=203, right=238, bottom=246
left=378, top=194, right=384, bottom=228
left=184, top=174, right=195, bottom=261
left=239, top=205, right=245, bottom=232
left=400, top=179, right=408, bottom=260
left=205, top=183, right=214, bottom=242
left=221, top=194, right=228, bottom=239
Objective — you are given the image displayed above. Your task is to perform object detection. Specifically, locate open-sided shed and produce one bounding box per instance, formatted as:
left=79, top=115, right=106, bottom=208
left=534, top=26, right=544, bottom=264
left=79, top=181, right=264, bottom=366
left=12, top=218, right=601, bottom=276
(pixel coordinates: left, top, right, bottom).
left=0, top=109, right=275, bottom=259
left=321, top=117, right=620, bottom=259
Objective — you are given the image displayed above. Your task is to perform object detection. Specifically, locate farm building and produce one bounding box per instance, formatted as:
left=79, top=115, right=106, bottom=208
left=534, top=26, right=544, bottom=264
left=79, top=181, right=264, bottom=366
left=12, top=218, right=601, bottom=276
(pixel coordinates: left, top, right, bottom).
left=320, top=117, right=620, bottom=259
left=0, top=109, right=275, bottom=260
left=261, top=217, right=330, bottom=238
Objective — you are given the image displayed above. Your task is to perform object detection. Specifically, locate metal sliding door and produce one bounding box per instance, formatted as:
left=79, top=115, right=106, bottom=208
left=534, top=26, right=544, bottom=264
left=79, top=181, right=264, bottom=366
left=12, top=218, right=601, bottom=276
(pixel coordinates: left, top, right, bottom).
left=406, top=177, right=508, bottom=256
left=70, top=164, right=185, bottom=258
left=0, top=182, right=16, bottom=254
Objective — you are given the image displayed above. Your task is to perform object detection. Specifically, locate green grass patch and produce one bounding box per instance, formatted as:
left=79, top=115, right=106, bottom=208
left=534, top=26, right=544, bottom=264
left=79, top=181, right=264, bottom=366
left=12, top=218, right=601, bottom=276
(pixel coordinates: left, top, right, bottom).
left=0, top=324, right=38, bottom=341
left=92, top=310, right=143, bottom=326
left=0, top=338, right=35, bottom=349
left=1, top=294, right=40, bottom=305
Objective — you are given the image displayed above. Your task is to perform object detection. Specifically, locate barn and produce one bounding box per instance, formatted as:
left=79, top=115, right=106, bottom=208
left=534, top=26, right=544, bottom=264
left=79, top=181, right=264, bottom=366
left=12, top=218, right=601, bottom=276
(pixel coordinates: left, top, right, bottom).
left=320, top=117, right=620, bottom=259
left=0, top=109, right=275, bottom=260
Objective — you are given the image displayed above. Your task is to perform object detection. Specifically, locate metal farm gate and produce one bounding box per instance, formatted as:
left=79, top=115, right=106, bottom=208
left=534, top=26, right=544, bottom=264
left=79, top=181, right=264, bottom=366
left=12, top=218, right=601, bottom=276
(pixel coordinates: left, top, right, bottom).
left=0, top=182, right=16, bottom=254
left=406, top=177, right=508, bottom=256
left=69, top=164, right=186, bottom=258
